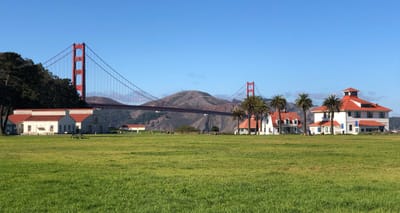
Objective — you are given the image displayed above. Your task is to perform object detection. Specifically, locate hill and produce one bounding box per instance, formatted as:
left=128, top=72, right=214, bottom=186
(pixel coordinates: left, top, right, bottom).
left=87, top=91, right=316, bottom=133
left=132, top=91, right=237, bottom=133
left=86, top=96, right=122, bottom=105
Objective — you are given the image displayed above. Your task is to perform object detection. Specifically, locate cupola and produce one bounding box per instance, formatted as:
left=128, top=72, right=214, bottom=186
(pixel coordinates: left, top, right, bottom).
left=343, top=88, right=359, bottom=97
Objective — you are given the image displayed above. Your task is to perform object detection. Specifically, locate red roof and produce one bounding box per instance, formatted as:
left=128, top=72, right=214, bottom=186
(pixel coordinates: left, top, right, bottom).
left=270, top=111, right=301, bottom=127
left=309, top=120, right=340, bottom=127
left=70, top=114, right=91, bottom=122
left=311, top=89, right=391, bottom=113
left=124, top=124, right=146, bottom=128
left=343, top=87, right=359, bottom=92
left=25, top=116, right=64, bottom=121
left=239, top=116, right=261, bottom=129
left=17, top=108, right=94, bottom=111
left=8, top=114, right=31, bottom=124
left=359, top=120, right=385, bottom=127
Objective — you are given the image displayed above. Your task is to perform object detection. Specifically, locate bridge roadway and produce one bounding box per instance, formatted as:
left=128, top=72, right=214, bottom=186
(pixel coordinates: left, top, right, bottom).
left=87, top=103, right=233, bottom=116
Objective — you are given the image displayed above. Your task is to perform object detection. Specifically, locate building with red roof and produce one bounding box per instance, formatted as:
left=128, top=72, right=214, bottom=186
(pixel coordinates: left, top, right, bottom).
left=235, top=116, right=261, bottom=135
left=261, top=111, right=302, bottom=135
left=235, top=111, right=301, bottom=135
left=309, top=88, right=391, bottom=135
left=120, top=124, right=146, bottom=133
left=6, top=108, right=103, bottom=135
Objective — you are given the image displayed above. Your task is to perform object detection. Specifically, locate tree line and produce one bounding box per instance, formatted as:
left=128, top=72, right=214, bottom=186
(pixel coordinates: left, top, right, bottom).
left=0, top=52, right=85, bottom=135
left=232, top=93, right=341, bottom=135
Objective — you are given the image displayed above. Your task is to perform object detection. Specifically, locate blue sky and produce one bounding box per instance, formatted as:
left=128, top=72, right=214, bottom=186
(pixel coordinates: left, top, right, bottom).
left=2, top=0, right=400, bottom=115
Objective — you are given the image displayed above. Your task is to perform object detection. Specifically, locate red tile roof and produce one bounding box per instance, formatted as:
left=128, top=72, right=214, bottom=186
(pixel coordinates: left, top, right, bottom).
left=309, top=120, right=340, bottom=127
left=25, top=116, right=64, bottom=121
left=270, top=111, right=301, bottom=127
left=343, top=87, right=359, bottom=92
left=8, top=114, right=31, bottom=124
left=239, top=116, right=261, bottom=129
left=125, top=124, right=146, bottom=128
left=70, top=114, right=91, bottom=122
left=311, top=90, right=391, bottom=113
left=271, top=111, right=300, bottom=121
left=359, top=120, right=385, bottom=127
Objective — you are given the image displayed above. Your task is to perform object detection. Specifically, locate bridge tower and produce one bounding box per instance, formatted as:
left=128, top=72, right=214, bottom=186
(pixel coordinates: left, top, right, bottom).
left=72, top=43, right=86, bottom=100
left=246, top=81, right=255, bottom=97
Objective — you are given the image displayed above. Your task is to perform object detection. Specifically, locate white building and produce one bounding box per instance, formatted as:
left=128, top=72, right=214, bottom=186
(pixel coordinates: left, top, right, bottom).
left=120, top=124, right=146, bottom=133
left=310, top=88, right=391, bottom=135
left=235, top=116, right=261, bottom=135
left=7, top=108, right=107, bottom=135
left=260, top=111, right=301, bottom=135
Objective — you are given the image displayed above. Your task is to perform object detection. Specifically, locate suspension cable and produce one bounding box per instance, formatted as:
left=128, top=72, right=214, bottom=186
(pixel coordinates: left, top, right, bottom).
left=43, top=45, right=71, bottom=66
left=85, top=44, right=158, bottom=101
left=86, top=54, right=155, bottom=102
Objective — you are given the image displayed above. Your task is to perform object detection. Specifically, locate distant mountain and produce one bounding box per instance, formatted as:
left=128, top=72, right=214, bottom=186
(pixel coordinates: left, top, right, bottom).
left=86, top=96, right=122, bottom=105
left=85, top=91, right=315, bottom=133
left=133, top=91, right=237, bottom=133
left=389, top=117, right=400, bottom=130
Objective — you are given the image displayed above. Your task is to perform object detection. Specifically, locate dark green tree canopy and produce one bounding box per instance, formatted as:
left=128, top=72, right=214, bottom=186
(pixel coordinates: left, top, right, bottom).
left=0, top=52, right=85, bottom=135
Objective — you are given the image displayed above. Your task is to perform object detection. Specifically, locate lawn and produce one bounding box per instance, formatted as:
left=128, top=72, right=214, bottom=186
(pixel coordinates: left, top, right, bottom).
left=0, top=134, right=399, bottom=212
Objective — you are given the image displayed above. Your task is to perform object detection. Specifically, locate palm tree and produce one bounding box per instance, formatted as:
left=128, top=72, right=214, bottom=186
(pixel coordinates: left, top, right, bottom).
left=323, top=94, right=342, bottom=135
left=241, top=96, right=258, bottom=135
left=295, top=93, right=313, bottom=135
left=254, top=97, right=269, bottom=135
left=270, top=95, right=287, bottom=134
left=232, top=106, right=245, bottom=135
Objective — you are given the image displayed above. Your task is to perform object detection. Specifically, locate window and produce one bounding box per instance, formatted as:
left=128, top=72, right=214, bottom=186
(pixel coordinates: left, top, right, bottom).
left=349, top=124, right=353, bottom=131
left=28, top=125, right=31, bottom=132
left=354, top=111, right=361, bottom=118
left=50, top=125, right=54, bottom=132
left=348, top=111, right=352, bottom=117
left=380, top=112, right=385, bottom=118
left=286, top=119, right=289, bottom=124
left=367, top=112, right=373, bottom=118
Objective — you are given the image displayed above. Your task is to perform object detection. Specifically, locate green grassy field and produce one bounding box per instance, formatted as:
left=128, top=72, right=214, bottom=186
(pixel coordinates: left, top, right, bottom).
left=0, top=134, right=399, bottom=212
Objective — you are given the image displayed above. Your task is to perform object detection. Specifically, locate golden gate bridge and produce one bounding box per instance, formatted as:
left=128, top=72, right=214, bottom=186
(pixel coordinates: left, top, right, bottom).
left=43, top=43, right=262, bottom=116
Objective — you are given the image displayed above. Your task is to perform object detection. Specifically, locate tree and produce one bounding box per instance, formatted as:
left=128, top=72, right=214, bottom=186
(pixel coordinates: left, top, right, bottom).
left=253, top=97, right=269, bottom=135
left=295, top=93, right=313, bottom=135
left=241, top=96, right=268, bottom=135
left=232, top=106, right=245, bottom=135
left=241, top=96, right=257, bottom=135
left=211, top=126, right=220, bottom=132
left=323, top=94, right=342, bottom=135
left=0, top=52, right=85, bottom=135
left=0, top=53, right=38, bottom=135
left=270, top=95, right=287, bottom=134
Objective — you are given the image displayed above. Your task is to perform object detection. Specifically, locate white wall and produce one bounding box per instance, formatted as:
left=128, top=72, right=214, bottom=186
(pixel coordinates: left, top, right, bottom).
left=22, top=115, right=75, bottom=135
